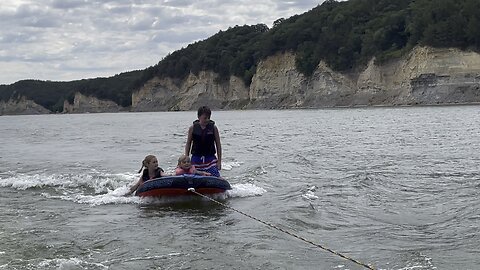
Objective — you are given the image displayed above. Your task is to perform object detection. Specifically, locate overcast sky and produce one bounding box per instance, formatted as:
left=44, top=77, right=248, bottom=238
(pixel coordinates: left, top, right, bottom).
left=0, top=0, right=326, bottom=85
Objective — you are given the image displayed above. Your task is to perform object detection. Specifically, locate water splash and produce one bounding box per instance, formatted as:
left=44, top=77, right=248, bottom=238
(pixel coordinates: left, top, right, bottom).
left=1, top=170, right=267, bottom=205
left=222, top=161, right=243, bottom=171
left=41, top=186, right=141, bottom=206
left=397, top=253, right=437, bottom=270
left=0, top=171, right=136, bottom=193
left=227, top=183, right=266, bottom=198
left=301, top=185, right=319, bottom=200
left=37, top=258, right=108, bottom=269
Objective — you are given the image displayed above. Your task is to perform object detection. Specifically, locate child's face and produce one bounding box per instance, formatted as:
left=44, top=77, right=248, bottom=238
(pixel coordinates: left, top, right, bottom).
left=198, top=114, right=209, bottom=125
left=147, top=158, right=159, bottom=170
left=180, top=159, right=191, bottom=170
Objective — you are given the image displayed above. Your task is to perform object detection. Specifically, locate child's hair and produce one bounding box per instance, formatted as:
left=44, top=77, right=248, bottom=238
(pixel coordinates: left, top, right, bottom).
left=197, top=106, right=211, bottom=118
left=177, top=154, right=191, bottom=167
left=138, top=154, right=156, bottom=173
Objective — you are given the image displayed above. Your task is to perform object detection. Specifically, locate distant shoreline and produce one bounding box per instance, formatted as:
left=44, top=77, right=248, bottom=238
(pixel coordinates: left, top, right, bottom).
left=2, top=102, right=480, bottom=117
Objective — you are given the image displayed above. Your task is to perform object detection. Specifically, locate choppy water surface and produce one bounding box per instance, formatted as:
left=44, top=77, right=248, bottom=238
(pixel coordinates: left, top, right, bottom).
left=0, top=107, right=479, bottom=270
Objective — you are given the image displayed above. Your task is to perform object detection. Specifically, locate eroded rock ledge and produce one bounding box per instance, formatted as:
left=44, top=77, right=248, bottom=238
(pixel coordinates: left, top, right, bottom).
left=2, top=46, right=480, bottom=115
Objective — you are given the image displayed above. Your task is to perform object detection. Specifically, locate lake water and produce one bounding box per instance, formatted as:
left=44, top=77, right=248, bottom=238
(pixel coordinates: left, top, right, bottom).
left=0, top=107, right=479, bottom=270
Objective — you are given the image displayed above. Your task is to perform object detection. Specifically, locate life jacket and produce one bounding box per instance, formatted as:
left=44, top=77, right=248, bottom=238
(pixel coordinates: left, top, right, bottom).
left=191, top=120, right=216, bottom=156
left=142, top=167, right=164, bottom=182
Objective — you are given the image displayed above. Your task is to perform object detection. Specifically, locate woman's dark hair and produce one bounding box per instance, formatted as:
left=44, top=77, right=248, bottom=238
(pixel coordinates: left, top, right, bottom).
left=197, top=106, right=211, bottom=118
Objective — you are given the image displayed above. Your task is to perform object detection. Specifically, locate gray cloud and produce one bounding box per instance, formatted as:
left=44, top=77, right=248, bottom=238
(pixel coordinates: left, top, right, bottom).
left=161, top=0, right=193, bottom=8
left=0, top=0, right=324, bottom=84
left=0, top=31, right=40, bottom=44
left=276, top=0, right=319, bottom=10
left=150, top=30, right=210, bottom=44
left=51, top=0, right=89, bottom=10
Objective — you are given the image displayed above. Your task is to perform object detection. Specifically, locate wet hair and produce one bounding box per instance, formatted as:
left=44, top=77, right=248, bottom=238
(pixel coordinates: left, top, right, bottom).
left=138, top=154, right=156, bottom=173
left=197, top=106, right=211, bottom=119
left=177, top=154, right=191, bottom=167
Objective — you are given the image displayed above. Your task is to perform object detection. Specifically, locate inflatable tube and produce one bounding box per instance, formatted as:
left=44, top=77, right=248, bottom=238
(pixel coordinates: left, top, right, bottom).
left=135, top=174, right=232, bottom=197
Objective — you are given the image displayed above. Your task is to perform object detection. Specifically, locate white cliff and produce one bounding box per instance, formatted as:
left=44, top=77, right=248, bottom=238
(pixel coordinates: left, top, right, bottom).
left=63, top=92, right=122, bottom=113
left=132, top=71, right=249, bottom=111
left=3, top=46, right=480, bottom=115
left=131, top=46, right=480, bottom=111
left=0, top=96, right=50, bottom=115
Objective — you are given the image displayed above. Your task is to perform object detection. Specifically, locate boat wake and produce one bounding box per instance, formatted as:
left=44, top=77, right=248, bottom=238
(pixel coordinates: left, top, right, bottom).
left=0, top=170, right=266, bottom=206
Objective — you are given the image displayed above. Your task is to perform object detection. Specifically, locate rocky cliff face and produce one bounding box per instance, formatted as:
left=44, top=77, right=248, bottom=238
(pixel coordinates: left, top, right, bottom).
left=2, top=46, right=479, bottom=115
left=247, top=46, right=480, bottom=108
left=248, top=53, right=357, bottom=108
left=131, top=53, right=359, bottom=111
left=0, top=96, right=50, bottom=115
left=63, top=92, right=123, bottom=113
left=131, top=71, right=250, bottom=111
left=132, top=46, right=480, bottom=111
left=356, top=46, right=480, bottom=105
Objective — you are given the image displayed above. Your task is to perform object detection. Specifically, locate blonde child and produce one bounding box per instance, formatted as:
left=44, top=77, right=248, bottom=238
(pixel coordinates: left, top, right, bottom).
left=175, top=154, right=211, bottom=176
left=127, top=155, right=167, bottom=195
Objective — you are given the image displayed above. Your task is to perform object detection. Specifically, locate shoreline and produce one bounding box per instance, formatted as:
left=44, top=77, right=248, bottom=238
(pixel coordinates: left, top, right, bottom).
left=2, top=101, right=480, bottom=117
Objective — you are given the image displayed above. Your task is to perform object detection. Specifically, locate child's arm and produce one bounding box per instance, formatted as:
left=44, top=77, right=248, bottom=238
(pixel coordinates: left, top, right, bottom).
left=173, top=167, right=183, bottom=176
left=195, top=170, right=211, bottom=176
left=126, top=177, right=142, bottom=195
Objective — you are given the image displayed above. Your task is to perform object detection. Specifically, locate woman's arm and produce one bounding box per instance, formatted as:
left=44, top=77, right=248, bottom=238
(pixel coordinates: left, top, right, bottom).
left=184, top=125, right=193, bottom=156
left=214, top=125, right=222, bottom=170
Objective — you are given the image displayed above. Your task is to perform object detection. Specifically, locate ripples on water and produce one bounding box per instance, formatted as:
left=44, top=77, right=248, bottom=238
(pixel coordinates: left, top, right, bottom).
left=0, top=107, right=479, bottom=269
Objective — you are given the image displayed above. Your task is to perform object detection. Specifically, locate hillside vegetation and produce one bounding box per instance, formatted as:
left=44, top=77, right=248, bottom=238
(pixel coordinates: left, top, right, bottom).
left=1, top=0, right=479, bottom=111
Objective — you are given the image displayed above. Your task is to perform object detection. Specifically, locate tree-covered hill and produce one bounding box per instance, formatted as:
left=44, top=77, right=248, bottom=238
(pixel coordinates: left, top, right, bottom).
left=0, top=70, right=143, bottom=112
left=2, top=0, right=479, bottom=112
left=154, top=0, right=480, bottom=79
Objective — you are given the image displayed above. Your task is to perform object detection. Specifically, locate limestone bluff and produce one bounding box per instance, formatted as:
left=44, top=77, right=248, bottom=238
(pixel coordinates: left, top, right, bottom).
left=2, top=46, right=480, bottom=115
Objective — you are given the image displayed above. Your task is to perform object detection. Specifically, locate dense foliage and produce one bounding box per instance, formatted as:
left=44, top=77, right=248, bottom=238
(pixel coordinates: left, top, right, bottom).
left=154, top=24, right=268, bottom=85
left=151, top=0, right=480, bottom=79
left=2, top=0, right=480, bottom=111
